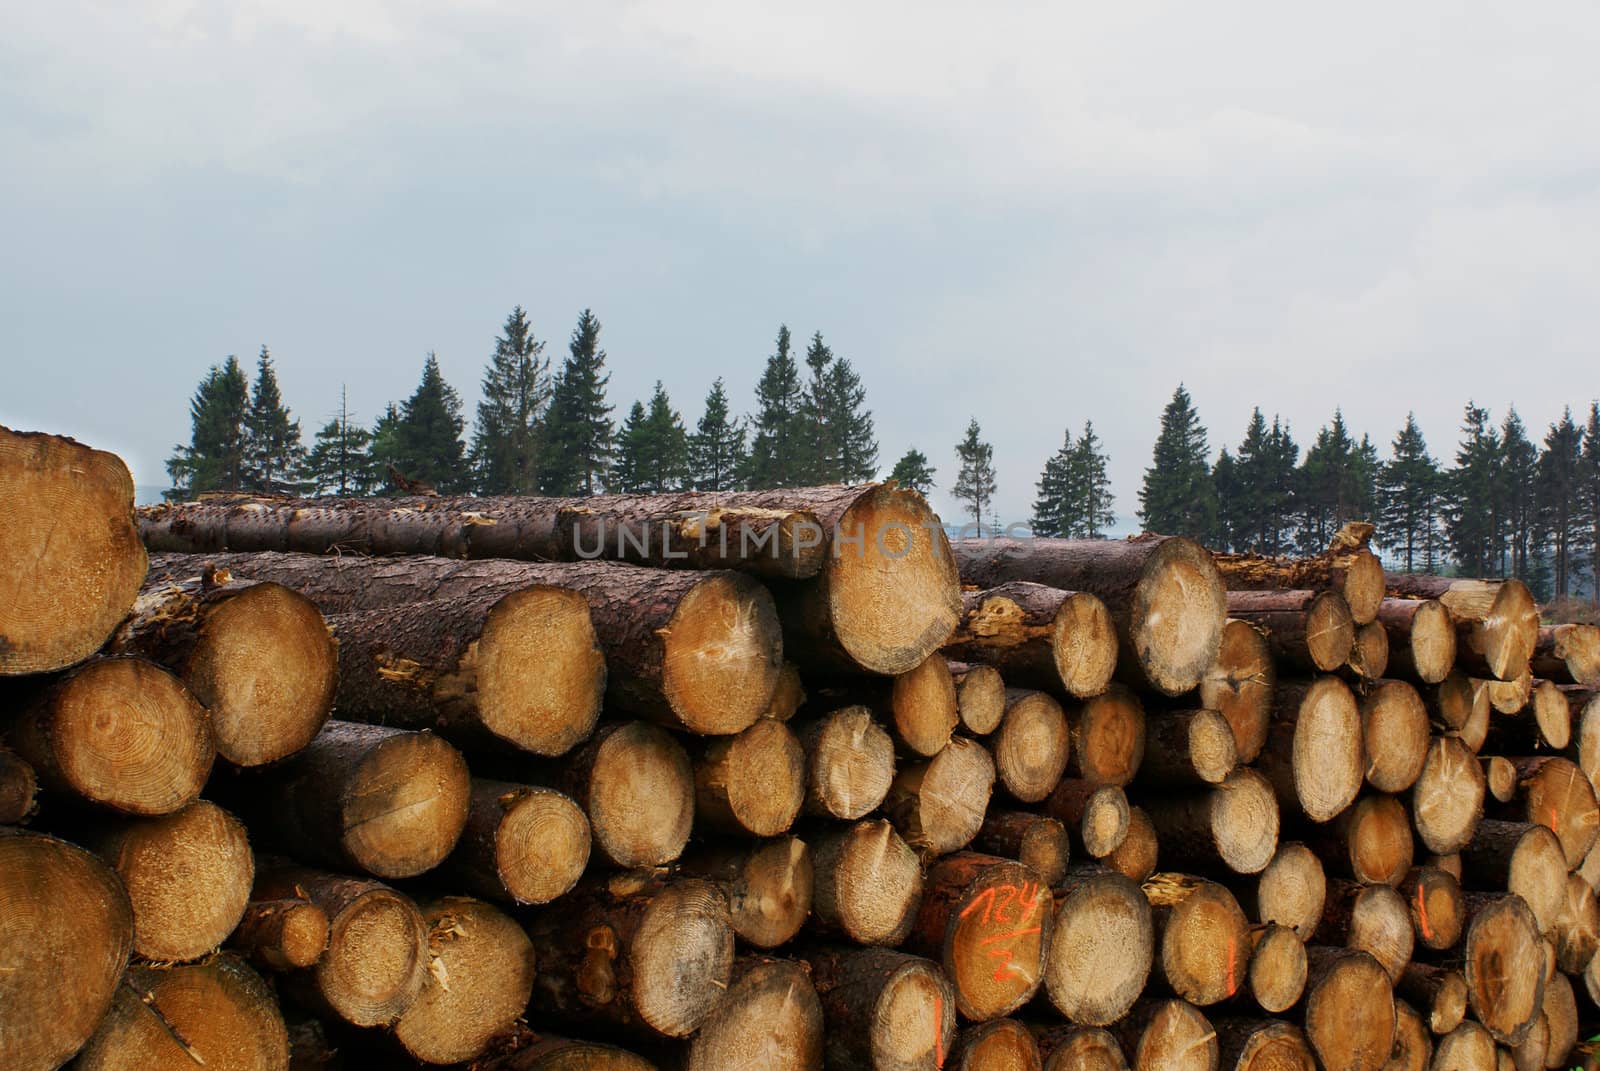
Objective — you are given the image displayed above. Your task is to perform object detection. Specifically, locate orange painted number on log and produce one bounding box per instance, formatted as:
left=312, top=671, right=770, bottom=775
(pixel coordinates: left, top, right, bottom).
left=933, top=991, right=945, bottom=1068
left=1416, top=882, right=1433, bottom=942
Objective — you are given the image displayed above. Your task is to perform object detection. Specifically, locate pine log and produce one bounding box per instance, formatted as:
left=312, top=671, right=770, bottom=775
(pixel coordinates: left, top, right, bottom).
left=908, top=852, right=1052, bottom=1020
left=810, top=818, right=924, bottom=946
left=1459, top=820, right=1567, bottom=935
left=1310, top=792, right=1413, bottom=886
left=253, top=864, right=427, bottom=1027
left=678, top=836, right=814, bottom=950
left=1041, top=868, right=1154, bottom=1026
left=1552, top=872, right=1598, bottom=975
left=1487, top=680, right=1573, bottom=751
left=1473, top=669, right=1536, bottom=718
left=1031, top=1026, right=1127, bottom=1071
left=1490, top=756, right=1600, bottom=867
left=1385, top=1002, right=1433, bottom=1071
left=529, top=871, right=734, bottom=1040
left=554, top=721, right=694, bottom=869
left=1142, top=767, right=1279, bottom=876
left=1246, top=923, right=1306, bottom=1014
left=889, top=653, right=960, bottom=757
left=1138, top=708, right=1237, bottom=787
left=1362, top=680, right=1432, bottom=794
left=1069, top=685, right=1146, bottom=787
left=804, top=946, right=956, bottom=1071
left=87, top=799, right=254, bottom=962
left=0, top=829, right=133, bottom=1071
left=229, top=897, right=330, bottom=971
left=1216, top=528, right=1385, bottom=624
left=1044, top=780, right=1130, bottom=859
left=1463, top=893, right=1547, bottom=1045
left=1429, top=851, right=1464, bottom=879
left=1109, top=998, right=1218, bottom=1071
left=1430, top=1021, right=1495, bottom=1069
left=1315, top=880, right=1414, bottom=982
left=0, top=747, right=37, bottom=824
left=1456, top=680, right=1496, bottom=751
left=152, top=552, right=782, bottom=737
left=108, top=570, right=337, bottom=765
left=1429, top=670, right=1488, bottom=732
left=1508, top=1007, right=1551, bottom=1071
left=949, top=1019, right=1042, bottom=1071
left=943, top=581, right=1118, bottom=698
left=1200, top=618, right=1275, bottom=766
left=1397, top=963, right=1468, bottom=1035
left=1350, top=619, right=1390, bottom=681
left=1213, top=1019, right=1316, bottom=1071
left=1485, top=755, right=1519, bottom=803
left=952, top=663, right=1007, bottom=735
left=994, top=689, right=1071, bottom=803
left=694, top=717, right=805, bottom=838
left=6, top=656, right=214, bottom=815
left=1143, top=873, right=1251, bottom=1006
left=1541, top=973, right=1579, bottom=1071
left=1385, top=574, right=1540, bottom=683
left=441, top=780, right=590, bottom=905
left=1533, top=624, right=1600, bottom=687
left=1412, top=735, right=1487, bottom=855
left=764, top=661, right=806, bottom=720
left=683, top=957, right=823, bottom=1071
left=1255, top=676, right=1363, bottom=823
left=1107, top=806, right=1160, bottom=883
left=797, top=705, right=896, bottom=821
left=1302, top=947, right=1396, bottom=1071
left=1379, top=598, right=1458, bottom=685
left=1576, top=688, right=1600, bottom=797
left=0, top=426, right=148, bottom=675
left=233, top=720, right=470, bottom=879
left=1248, top=841, right=1326, bottom=940
left=1225, top=589, right=1355, bottom=673
left=883, top=735, right=995, bottom=859
left=73, top=956, right=288, bottom=1071
left=975, top=811, right=1071, bottom=887
left=952, top=534, right=1228, bottom=696
left=392, top=897, right=536, bottom=1065
left=1398, top=866, right=1464, bottom=952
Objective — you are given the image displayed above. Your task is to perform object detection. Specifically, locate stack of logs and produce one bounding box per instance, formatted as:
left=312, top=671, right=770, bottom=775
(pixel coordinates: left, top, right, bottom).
left=4, top=421, right=1600, bottom=1071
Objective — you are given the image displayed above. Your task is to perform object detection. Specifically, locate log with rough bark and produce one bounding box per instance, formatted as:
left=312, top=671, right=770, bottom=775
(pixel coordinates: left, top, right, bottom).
left=1041, top=868, right=1154, bottom=1026
left=1311, top=792, right=1413, bottom=886
left=0, top=426, right=148, bottom=676
left=1552, top=872, right=1599, bottom=975
left=1388, top=574, right=1539, bottom=682
left=253, top=864, right=427, bottom=1027
left=1348, top=620, right=1389, bottom=680
left=391, top=897, right=537, bottom=1065
left=1301, top=947, right=1396, bottom=1071
left=994, top=689, right=1071, bottom=802
left=0, top=747, right=37, bottom=824
left=151, top=552, right=782, bottom=737
left=1255, top=676, right=1363, bottom=823
left=908, top=852, right=1052, bottom=1020
left=108, top=569, right=337, bottom=765
left=949, top=1019, right=1042, bottom=1071
left=1201, top=618, right=1276, bottom=765
left=72, top=955, right=288, bottom=1071
left=1412, top=735, right=1487, bottom=855
left=1489, top=756, right=1600, bottom=867
left=810, top=818, right=924, bottom=947
left=1378, top=598, right=1457, bottom=685
left=1141, top=767, right=1279, bottom=876
left=1397, top=962, right=1468, bottom=1036
left=86, top=799, right=254, bottom=962
left=796, top=704, right=896, bottom=821
left=234, top=721, right=470, bottom=879
left=1245, top=924, right=1306, bottom=1014
left=886, top=653, right=960, bottom=756
left=1398, top=865, right=1464, bottom=952
left=1459, top=820, right=1568, bottom=935
left=952, top=663, right=1006, bottom=735
left=1534, top=623, right=1600, bottom=687
left=441, top=780, right=591, bottom=906
left=694, top=717, right=805, bottom=838
left=230, top=897, right=330, bottom=971
left=1224, top=589, right=1355, bottom=673
left=1361, top=680, right=1431, bottom=794
left=1137, top=708, right=1237, bottom=787
left=1106, top=806, right=1160, bottom=884
left=528, top=872, right=734, bottom=1041
left=1314, top=880, right=1414, bottom=982
left=1462, top=893, right=1547, bottom=1046
left=883, top=735, right=996, bottom=860
left=943, top=581, right=1118, bottom=698
left=1068, top=685, right=1146, bottom=787
left=683, top=957, right=824, bottom=1071
left=0, top=829, right=133, bottom=1071
left=1044, top=780, right=1130, bottom=860
left=1031, top=1025, right=1127, bottom=1071
left=1249, top=841, right=1326, bottom=940
left=553, top=721, right=694, bottom=869
left=1143, top=873, right=1251, bottom=1006
left=975, top=811, right=1071, bottom=887
left=1109, top=998, right=1217, bottom=1071
left=1215, top=524, right=1386, bottom=624
left=678, top=836, right=813, bottom=950
left=6, top=656, right=214, bottom=816
left=803, top=947, right=956, bottom=1071
left=952, top=534, right=1228, bottom=696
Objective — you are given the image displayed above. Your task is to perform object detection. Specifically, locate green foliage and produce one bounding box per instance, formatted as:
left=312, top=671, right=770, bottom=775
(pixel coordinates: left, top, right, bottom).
left=166, top=355, right=250, bottom=498
left=888, top=447, right=936, bottom=494
left=541, top=308, right=614, bottom=495
left=612, top=382, right=689, bottom=493
left=953, top=418, right=997, bottom=532
left=1229, top=410, right=1299, bottom=554
left=242, top=347, right=305, bottom=492
left=302, top=386, right=372, bottom=496
left=393, top=352, right=467, bottom=493
left=744, top=325, right=806, bottom=488
left=1537, top=408, right=1586, bottom=598
left=1447, top=403, right=1503, bottom=576
left=1033, top=422, right=1115, bottom=538
left=1378, top=413, right=1442, bottom=573
left=1138, top=384, right=1217, bottom=540
left=1031, top=429, right=1072, bottom=537
left=469, top=306, right=550, bottom=494
left=797, top=332, right=878, bottom=483
left=1585, top=403, right=1600, bottom=605
left=688, top=378, right=746, bottom=491
left=1295, top=410, right=1375, bottom=554
left=1499, top=408, right=1540, bottom=583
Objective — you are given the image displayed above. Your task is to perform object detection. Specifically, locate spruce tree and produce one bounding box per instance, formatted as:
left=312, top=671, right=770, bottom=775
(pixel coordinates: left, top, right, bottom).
left=610, top=401, right=650, bottom=494
left=469, top=306, right=550, bottom=494
left=800, top=332, right=839, bottom=481
left=611, top=383, right=688, bottom=493
left=1031, top=430, right=1073, bottom=537
left=828, top=353, right=878, bottom=482
left=541, top=308, right=614, bottom=495
left=1378, top=413, right=1442, bottom=574
left=395, top=352, right=467, bottom=493
left=888, top=448, right=936, bottom=494
left=1585, top=402, right=1600, bottom=605
left=1536, top=409, right=1585, bottom=598
left=1138, top=385, right=1217, bottom=540
left=1070, top=421, right=1115, bottom=538
left=1295, top=410, right=1371, bottom=554
left=367, top=402, right=403, bottom=490
left=952, top=419, right=997, bottom=534
left=1212, top=448, right=1242, bottom=552
left=688, top=378, right=746, bottom=491
left=241, top=347, right=305, bottom=492
left=165, top=355, right=250, bottom=498
left=1498, top=408, right=1540, bottom=581
left=303, top=386, right=371, bottom=496
left=1447, top=403, right=1503, bottom=576
left=744, top=325, right=805, bottom=488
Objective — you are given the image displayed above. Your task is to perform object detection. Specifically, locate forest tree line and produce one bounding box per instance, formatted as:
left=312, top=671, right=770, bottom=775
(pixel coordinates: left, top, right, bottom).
left=165, top=306, right=1600, bottom=601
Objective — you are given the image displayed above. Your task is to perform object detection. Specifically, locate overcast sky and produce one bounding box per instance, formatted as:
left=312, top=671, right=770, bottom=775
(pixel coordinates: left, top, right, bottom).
left=5, top=2, right=1599, bottom=523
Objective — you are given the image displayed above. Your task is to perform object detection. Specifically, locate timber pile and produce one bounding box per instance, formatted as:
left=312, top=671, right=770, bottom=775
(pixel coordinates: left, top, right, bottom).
left=5, top=423, right=1600, bottom=1071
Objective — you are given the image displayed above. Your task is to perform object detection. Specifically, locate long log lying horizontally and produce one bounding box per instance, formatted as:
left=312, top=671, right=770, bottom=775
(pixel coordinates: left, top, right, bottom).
left=1385, top=573, right=1539, bottom=682
left=1213, top=523, right=1385, bottom=625
left=943, top=581, right=1119, bottom=698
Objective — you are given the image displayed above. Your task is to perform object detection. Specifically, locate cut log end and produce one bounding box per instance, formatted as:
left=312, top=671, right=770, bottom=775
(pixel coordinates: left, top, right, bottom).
left=1516, top=757, right=1599, bottom=868
left=231, top=898, right=330, bottom=971
left=1212, top=766, right=1280, bottom=875
left=1218, top=1019, right=1316, bottom=1071
left=813, top=819, right=924, bottom=946
left=1034, top=1026, right=1127, bottom=1071
left=1131, top=536, right=1229, bottom=696
left=662, top=572, right=784, bottom=735
left=1043, top=871, right=1154, bottom=1026
left=1127, top=999, right=1217, bottom=1071
left=686, top=958, right=824, bottom=1071
left=1073, top=686, right=1146, bottom=788
left=1288, top=676, right=1364, bottom=823
left=1201, top=619, right=1275, bottom=765
left=495, top=787, right=592, bottom=905
left=0, top=748, right=38, bottom=824
left=313, top=881, right=428, bottom=1027
left=697, top=717, right=806, bottom=838
left=802, top=705, right=895, bottom=821
left=1249, top=923, right=1307, bottom=1013
left=1362, top=680, right=1430, bottom=794
left=700, top=836, right=814, bottom=950
left=1342, top=793, right=1414, bottom=887
left=950, top=1019, right=1042, bottom=1071
left=1255, top=842, right=1327, bottom=940
left=1341, top=547, right=1386, bottom=625
left=919, top=854, right=1051, bottom=1020
left=976, top=810, right=1072, bottom=888
left=339, top=726, right=471, bottom=879
left=885, top=736, right=996, bottom=860
left=1412, top=735, right=1486, bottom=855
left=1055, top=591, right=1119, bottom=699
left=996, top=690, right=1071, bottom=803
left=1384, top=598, right=1457, bottom=684
left=1106, top=806, right=1159, bottom=883
left=1465, top=895, right=1546, bottom=1046
left=1530, top=679, right=1573, bottom=750
left=586, top=722, right=695, bottom=868
left=1402, top=866, right=1464, bottom=952
left=1475, top=580, right=1540, bottom=682
left=1554, top=872, right=1599, bottom=975
left=1304, top=949, right=1395, bottom=1071
left=1079, top=784, right=1133, bottom=860
left=1344, top=884, right=1414, bottom=983
left=1147, top=874, right=1250, bottom=1005
left=892, top=653, right=959, bottom=757
left=954, top=664, right=1007, bottom=735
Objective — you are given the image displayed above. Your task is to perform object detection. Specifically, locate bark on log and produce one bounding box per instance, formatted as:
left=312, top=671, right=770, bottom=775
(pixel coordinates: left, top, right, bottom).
left=0, top=829, right=133, bottom=1071
left=1459, top=820, right=1567, bottom=935
left=1462, top=894, right=1547, bottom=1046
left=86, top=799, right=254, bottom=962
left=1412, top=735, right=1487, bottom=855
left=907, top=852, right=1052, bottom=1020
left=7, top=656, right=214, bottom=817
left=1137, top=708, right=1237, bottom=787
left=975, top=811, right=1071, bottom=888
left=0, top=747, right=37, bottom=824
left=694, top=717, right=805, bottom=838
left=1552, top=872, right=1598, bottom=976
left=1143, top=873, right=1251, bottom=1006
left=803, top=946, right=956, bottom=1071
left=1215, top=530, right=1385, bottom=624
left=949, top=1019, right=1042, bottom=1071
left=233, top=721, right=470, bottom=879
left=440, top=780, right=590, bottom=906
left=229, top=897, right=330, bottom=971
left=1314, top=880, right=1414, bottom=983
left=1213, top=1019, right=1316, bottom=1071
left=1398, top=866, right=1464, bottom=952
left=883, top=736, right=996, bottom=860
left=952, top=664, right=1006, bottom=735
left=952, top=534, right=1228, bottom=696
left=796, top=705, right=896, bottom=821
left=1245, top=924, right=1306, bottom=1014
left=1044, top=780, right=1130, bottom=860
left=994, top=689, right=1072, bottom=803
left=73, top=956, right=288, bottom=1071
left=1255, top=677, right=1363, bottom=823
left=1106, top=806, right=1160, bottom=884
left=810, top=819, right=924, bottom=947
left=943, top=582, right=1118, bottom=698
left=1534, top=623, right=1600, bottom=687
left=683, top=957, right=823, bottom=1071
left=1385, top=1002, right=1432, bottom=1071
left=1397, top=963, right=1468, bottom=1035
left=678, top=836, right=813, bottom=950
left=1362, top=680, right=1432, bottom=794
left=1031, top=1025, right=1127, bottom=1071
left=553, top=721, right=694, bottom=869
left=392, top=897, right=537, bottom=1066
left=108, top=571, right=336, bottom=765
left=1379, top=598, right=1457, bottom=685
left=1109, top=998, right=1218, bottom=1071
left=151, top=552, right=782, bottom=737
left=1201, top=618, right=1276, bottom=765
left=889, top=653, right=960, bottom=757
left=1248, top=841, right=1326, bottom=940
left=1069, top=685, right=1146, bottom=787
left=1489, top=756, right=1599, bottom=867
left=528, top=872, right=734, bottom=1040
left=0, top=426, right=148, bottom=676
left=1141, top=767, right=1279, bottom=876
left=1041, top=868, right=1154, bottom=1026
left=1301, top=947, right=1396, bottom=1071
left=1224, top=589, right=1355, bottom=673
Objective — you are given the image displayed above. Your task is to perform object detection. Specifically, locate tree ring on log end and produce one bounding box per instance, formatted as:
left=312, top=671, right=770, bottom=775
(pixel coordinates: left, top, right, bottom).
left=1055, top=593, right=1119, bottom=699
left=1202, top=618, right=1275, bottom=764
left=316, top=887, right=427, bottom=1027
left=1043, top=872, right=1152, bottom=1026
left=341, top=731, right=470, bottom=879
left=1465, top=895, right=1545, bottom=1045
left=496, top=788, right=591, bottom=905
left=1130, top=536, right=1227, bottom=697
left=871, top=958, right=956, bottom=1071
left=662, top=573, right=783, bottom=735
left=588, top=722, right=694, bottom=868
left=1305, top=951, right=1394, bottom=1071
left=1212, top=767, right=1279, bottom=874
left=630, top=880, right=734, bottom=1038
left=471, top=586, right=605, bottom=756
left=1291, top=677, right=1362, bottom=823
